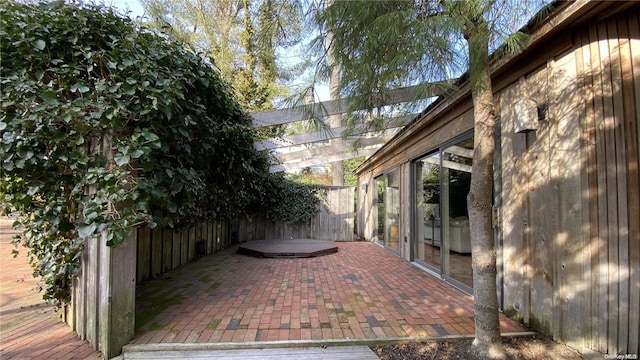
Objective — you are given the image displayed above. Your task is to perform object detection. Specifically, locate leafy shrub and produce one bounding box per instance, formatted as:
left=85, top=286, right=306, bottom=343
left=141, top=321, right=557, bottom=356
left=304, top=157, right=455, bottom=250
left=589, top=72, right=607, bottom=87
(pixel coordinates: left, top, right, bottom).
left=253, top=174, right=323, bottom=225
left=0, top=1, right=318, bottom=305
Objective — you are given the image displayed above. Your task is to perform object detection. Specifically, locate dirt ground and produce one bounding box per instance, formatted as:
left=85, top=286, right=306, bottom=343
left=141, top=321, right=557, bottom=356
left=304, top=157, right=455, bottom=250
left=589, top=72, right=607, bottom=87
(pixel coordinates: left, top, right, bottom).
left=372, top=334, right=584, bottom=360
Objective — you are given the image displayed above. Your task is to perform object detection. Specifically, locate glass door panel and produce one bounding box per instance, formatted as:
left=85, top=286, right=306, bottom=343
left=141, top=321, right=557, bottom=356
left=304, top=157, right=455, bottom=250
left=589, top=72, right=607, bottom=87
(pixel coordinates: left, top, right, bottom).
left=376, top=169, right=400, bottom=252
left=376, top=176, right=386, bottom=246
left=413, top=136, right=474, bottom=290
left=415, top=153, right=441, bottom=269
left=442, top=139, right=474, bottom=288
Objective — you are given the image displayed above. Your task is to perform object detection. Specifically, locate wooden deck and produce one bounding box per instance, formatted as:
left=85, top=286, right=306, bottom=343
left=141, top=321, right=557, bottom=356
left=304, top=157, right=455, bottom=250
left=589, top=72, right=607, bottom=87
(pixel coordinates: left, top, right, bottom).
left=237, top=239, right=338, bottom=258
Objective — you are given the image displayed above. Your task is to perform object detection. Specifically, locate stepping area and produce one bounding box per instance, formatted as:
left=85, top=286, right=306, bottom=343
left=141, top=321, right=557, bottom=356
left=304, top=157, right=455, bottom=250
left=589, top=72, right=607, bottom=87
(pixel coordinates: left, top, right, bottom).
left=238, top=239, right=338, bottom=258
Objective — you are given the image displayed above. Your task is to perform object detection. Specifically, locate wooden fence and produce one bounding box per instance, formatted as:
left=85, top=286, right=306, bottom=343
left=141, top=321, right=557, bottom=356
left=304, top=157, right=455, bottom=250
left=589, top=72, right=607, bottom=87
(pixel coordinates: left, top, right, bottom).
left=68, top=220, right=228, bottom=358
left=135, top=221, right=229, bottom=284
left=234, top=186, right=355, bottom=242
left=68, top=186, right=354, bottom=358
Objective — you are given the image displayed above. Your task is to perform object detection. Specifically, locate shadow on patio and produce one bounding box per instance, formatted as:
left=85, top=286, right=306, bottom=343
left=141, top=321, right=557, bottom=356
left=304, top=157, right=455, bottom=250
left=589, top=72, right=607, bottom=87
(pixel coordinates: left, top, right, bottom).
left=132, top=241, right=525, bottom=345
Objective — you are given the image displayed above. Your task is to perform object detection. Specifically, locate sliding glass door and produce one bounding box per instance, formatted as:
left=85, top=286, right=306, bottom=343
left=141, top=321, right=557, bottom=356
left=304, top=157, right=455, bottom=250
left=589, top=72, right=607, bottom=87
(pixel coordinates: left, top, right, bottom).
left=414, top=135, right=474, bottom=289
left=376, top=169, right=400, bottom=253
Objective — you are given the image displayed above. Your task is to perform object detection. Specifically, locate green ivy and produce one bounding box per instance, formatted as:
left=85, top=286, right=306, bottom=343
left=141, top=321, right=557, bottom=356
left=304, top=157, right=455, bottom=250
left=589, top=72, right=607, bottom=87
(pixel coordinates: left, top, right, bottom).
left=252, top=174, right=323, bottom=225
left=0, top=1, right=318, bottom=306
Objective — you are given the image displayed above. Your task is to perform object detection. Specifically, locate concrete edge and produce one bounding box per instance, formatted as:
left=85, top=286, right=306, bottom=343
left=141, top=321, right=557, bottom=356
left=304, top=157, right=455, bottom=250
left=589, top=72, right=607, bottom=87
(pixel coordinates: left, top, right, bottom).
left=120, top=331, right=538, bottom=354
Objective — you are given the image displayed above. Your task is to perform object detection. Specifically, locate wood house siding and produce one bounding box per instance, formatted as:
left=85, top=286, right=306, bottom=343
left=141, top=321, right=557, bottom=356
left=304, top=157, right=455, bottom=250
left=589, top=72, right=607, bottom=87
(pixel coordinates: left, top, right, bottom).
left=355, top=106, right=475, bottom=255
left=499, top=7, right=640, bottom=355
left=354, top=3, right=639, bottom=355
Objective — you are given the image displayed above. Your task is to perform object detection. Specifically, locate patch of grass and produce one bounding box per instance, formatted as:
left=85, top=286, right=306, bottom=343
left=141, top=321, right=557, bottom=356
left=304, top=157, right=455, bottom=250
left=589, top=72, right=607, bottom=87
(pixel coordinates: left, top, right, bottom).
left=320, top=322, right=332, bottom=328
left=181, top=282, right=193, bottom=289
left=206, top=319, right=221, bottom=330
left=198, top=274, right=211, bottom=283
left=301, top=322, right=311, bottom=328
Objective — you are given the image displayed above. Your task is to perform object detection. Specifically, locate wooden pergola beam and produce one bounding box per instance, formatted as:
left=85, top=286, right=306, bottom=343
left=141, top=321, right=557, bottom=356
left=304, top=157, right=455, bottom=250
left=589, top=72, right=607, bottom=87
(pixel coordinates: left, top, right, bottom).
left=270, top=147, right=380, bottom=173
left=254, top=114, right=414, bottom=151
left=251, top=81, right=451, bottom=128
left=277, top=137, right=387, bottom=163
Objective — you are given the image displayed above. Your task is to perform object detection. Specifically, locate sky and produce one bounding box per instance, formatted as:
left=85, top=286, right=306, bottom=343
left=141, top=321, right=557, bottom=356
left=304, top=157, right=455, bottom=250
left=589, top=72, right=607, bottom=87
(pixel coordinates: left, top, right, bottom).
left=107, top=0, right=145, bottom=18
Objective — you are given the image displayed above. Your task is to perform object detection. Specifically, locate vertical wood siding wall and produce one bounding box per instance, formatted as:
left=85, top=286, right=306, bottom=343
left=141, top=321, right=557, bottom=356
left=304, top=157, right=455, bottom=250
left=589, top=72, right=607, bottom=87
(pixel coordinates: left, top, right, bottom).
left=500, top=8, right=639, bottom=355
left=355, top=4, right=638, bottom=356
left=236, top=187, right=355, bottom=242
left=68, top=136, right=137, bottom=359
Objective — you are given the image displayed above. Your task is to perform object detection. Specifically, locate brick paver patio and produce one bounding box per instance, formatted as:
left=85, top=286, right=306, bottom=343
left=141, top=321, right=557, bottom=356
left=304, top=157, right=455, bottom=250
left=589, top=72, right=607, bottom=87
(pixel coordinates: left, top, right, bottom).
left=132, top=240, right=525, bottom=345
left=0, top=223, right=102, bottom=360
left=1, top=221, right=527, bottom=359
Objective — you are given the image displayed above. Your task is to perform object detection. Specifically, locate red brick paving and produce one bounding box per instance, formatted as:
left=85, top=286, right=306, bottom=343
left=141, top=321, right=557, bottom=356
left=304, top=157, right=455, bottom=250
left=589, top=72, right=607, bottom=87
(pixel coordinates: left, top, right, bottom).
left=1, top=221, right=526, bottom=359
left=0, top=223, right=103, bottom=360
left=133, top=240, right=525, bottom=345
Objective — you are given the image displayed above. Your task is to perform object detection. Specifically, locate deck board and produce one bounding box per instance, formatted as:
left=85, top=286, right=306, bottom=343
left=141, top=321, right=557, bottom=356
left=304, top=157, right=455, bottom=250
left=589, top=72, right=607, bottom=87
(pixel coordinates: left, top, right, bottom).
left=237, top=239, right=338, bottom=258
left=123, top=346, right=378, bottom=359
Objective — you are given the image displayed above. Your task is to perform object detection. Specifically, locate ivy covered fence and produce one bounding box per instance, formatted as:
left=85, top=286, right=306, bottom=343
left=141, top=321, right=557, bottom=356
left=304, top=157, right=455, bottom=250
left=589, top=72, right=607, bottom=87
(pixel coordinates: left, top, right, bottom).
left=0, top=1, right=320, bottom=308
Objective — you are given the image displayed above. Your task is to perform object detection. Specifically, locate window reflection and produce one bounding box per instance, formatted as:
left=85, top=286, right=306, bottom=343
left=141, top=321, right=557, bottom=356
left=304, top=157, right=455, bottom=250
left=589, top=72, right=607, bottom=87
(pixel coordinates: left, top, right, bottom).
left=415, top=137, right=474, bottom=288
left=376, top=169, right=400, bottom=252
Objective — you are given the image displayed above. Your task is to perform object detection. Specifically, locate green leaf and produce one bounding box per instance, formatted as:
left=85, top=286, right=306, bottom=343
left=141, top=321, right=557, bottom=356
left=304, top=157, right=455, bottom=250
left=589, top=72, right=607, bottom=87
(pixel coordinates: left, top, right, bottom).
left=141, top=130, right=159, bottom=142
left=40, top=91, right=59, bottom=106
left=2, top=131, right=15, bottom=143
left=77, top=223, right=97, bottom=238
left=130, top=149, right=144, bottom=158
left=34, top=39, right=46, bottom=51
left=114, top=153, right=130, bottom=166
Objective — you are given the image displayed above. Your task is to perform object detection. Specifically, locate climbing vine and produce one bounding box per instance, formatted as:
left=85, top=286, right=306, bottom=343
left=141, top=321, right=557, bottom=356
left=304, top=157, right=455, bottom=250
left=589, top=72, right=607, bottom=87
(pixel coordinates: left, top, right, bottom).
left=252, top=174, right=324, bottom=225
left=0, top=1, right=318, bottom=306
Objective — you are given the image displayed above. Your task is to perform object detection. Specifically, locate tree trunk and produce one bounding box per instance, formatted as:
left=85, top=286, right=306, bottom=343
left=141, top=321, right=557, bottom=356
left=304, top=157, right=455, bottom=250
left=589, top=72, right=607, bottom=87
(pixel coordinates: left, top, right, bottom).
left=326, top=10, right=344, bottom=186
left=466, top=20, right=505, bottom=360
